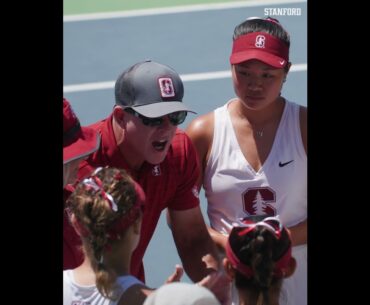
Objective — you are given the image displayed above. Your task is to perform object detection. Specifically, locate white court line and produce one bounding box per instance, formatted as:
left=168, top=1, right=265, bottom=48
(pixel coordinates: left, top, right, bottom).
left=64, top=0, right=306, bottom=22
left=64, top=63, right=306, bottom=93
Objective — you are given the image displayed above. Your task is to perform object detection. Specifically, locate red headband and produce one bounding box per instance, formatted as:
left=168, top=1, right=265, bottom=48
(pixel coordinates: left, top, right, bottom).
left=226, top=240, right=292, bottom=278
left=226, top=220, right=292, bottom=279
left=107, top=181, right=146, bottom=241
left=230, top=32, right=289, bottom=68
left=226, top=241, right=253, bottom=278
left=75, top=179, right=146, bottom=242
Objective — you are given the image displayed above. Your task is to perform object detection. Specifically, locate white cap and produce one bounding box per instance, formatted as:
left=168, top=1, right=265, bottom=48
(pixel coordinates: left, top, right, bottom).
left=143, top=282, right=221, bottom=305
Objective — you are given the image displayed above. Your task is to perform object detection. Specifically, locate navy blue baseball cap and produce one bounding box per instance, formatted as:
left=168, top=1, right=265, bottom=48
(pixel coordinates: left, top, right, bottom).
left=114, top=60, right=196, bottom=118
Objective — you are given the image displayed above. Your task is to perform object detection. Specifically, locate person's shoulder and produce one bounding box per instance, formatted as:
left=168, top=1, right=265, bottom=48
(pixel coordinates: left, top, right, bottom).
left=116, top=274, right=146, bottom=290
left=299, top=105, right=307, bottom=114
left=166, top=130, right=198, bottom=167
left=285, top=99, right=307, bottom=152
left=286, top=99, right=306, bottom=110
left=299, top=105, right=307, bottom=125
left=171, top=129, right=193, bottom=151
left=185, top=112, right=214, bottom=160
left=118, top=280, right=151, bottom=305
left=186, top=111, right=214, bottom=140
left=285, top=100, right=307, bottom=120
left=286, top=99, right=307, bottom=119
left=299, top=105, right=307, bottom=152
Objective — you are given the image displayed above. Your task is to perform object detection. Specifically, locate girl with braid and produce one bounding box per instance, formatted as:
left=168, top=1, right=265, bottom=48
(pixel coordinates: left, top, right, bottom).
left=63, top=167, right=182, bottom=305
left=223, top=217, right=296, bottom=305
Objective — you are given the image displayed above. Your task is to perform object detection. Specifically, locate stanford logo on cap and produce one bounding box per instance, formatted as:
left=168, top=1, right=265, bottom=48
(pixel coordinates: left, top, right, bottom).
left=255, top=35, right=266, bottom=48
left=158, top=78, right=175, bottom=98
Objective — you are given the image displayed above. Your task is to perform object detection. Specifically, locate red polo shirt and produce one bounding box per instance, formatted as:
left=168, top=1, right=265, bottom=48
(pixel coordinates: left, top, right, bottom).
left=63, top=114, right=200, bottom=282
left=63, top=185, right=84, bottom=270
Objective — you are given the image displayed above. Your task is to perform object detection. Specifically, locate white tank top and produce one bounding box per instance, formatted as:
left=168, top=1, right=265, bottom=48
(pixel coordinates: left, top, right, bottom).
left=63, top=270, right=145, bottom=305
left=204, top=99, right=306, bottom=231
left=203, top=99, right=307, bottom=305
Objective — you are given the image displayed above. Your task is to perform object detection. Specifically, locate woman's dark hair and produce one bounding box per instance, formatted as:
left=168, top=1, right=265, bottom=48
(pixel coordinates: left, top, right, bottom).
left=228, top=219, right=291, bottom=305
left=233, top=17, right=290, bottom=48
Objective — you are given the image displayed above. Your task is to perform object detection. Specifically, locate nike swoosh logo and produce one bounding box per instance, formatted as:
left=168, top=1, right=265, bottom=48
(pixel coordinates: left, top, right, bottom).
left=279, top=160, right=294, bottom=167
left=279, top=60, right=285, bottom=65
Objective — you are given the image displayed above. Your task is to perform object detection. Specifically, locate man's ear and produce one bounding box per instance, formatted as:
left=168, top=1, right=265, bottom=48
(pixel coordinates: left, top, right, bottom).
left=223, top=257, right=236, bottom=280
left=283, top=257, right=297, bottom=278
left=113, top=106, right=125, bottom=124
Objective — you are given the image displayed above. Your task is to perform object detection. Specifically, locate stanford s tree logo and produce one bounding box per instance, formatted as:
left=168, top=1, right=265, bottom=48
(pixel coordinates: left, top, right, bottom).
left=158, top=78, right=175, bottom=98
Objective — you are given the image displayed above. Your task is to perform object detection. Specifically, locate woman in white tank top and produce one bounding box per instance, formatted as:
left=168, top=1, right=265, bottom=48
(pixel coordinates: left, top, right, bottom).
left=63, top=167, right=153, bottom=305
left=186, top=17, right=307, bottom=305
left=64, top=167, right=220, bottom=305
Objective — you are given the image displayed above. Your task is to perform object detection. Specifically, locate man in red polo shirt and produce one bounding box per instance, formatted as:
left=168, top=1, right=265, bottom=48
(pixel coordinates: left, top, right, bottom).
left=63, top=60, right=230, bottom=303
left=63, top=98, right=101, bottom=268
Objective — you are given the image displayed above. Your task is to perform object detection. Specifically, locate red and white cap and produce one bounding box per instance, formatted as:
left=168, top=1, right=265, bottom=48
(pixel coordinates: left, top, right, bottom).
left=230, top=32, right=289, bottom=68
left=63, top=98, right=100, bottom=164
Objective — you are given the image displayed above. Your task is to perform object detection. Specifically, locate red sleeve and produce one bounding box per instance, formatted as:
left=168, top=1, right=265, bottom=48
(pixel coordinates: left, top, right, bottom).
left=63, top=186, right=84, bottom=269
left=77, top=160, right=95, bottom=181
left=168, top=131, right=200, bottom=210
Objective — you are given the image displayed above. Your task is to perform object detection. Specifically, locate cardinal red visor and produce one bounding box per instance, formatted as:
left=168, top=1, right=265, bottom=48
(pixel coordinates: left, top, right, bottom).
left=230, top=32, right=289, bottom=68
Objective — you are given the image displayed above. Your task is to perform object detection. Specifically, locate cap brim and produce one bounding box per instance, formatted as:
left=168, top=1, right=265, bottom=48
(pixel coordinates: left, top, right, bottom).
left=63, top=128, right=101, bottom=164
left=230, top=50, right=287, bottom=68
left=132, top=101, right=196, bottom=118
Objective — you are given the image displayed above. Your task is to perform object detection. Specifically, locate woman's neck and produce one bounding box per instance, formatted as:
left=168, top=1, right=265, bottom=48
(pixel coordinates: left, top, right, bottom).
left=73, top=249, right=132, bottom=286
left=105, top=250, right=132, bottom=275
left=234, top=96, right=285, bottom=126
left=73, top=259, right=97, bottom=286
left=238, top=288, right=280, bottom=305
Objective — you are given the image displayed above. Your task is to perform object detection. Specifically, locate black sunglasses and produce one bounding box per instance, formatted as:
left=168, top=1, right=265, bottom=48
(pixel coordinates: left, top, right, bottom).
left=124, top=108, right=187, bottom=127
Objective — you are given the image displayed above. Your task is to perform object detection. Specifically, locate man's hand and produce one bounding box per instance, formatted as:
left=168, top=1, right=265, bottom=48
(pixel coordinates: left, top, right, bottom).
left=197, top=271, right=231, bottom=305
left=165, top=264, right=184, bottom=283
